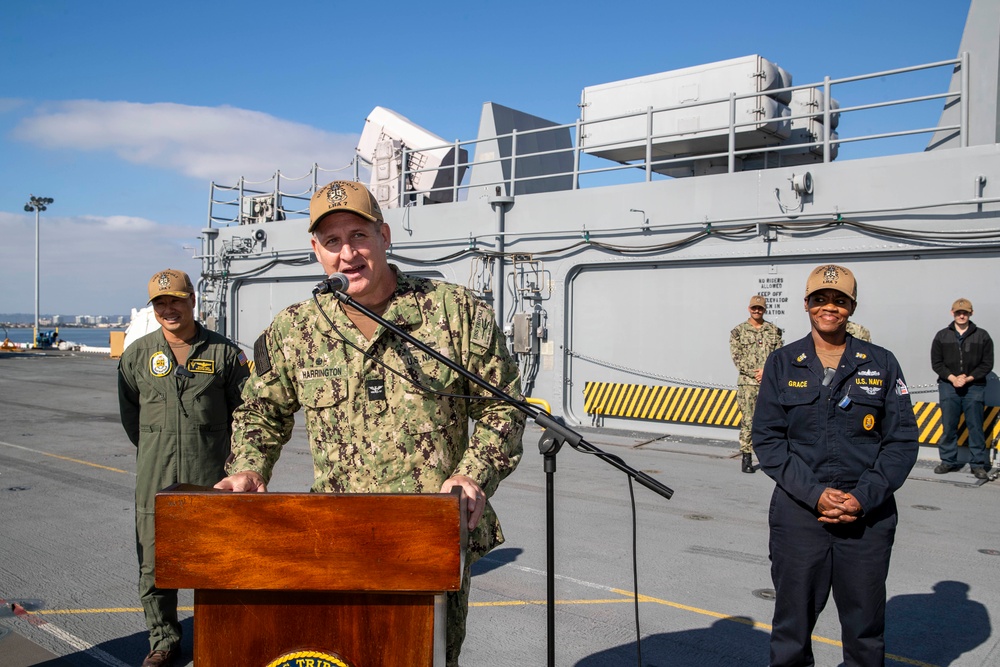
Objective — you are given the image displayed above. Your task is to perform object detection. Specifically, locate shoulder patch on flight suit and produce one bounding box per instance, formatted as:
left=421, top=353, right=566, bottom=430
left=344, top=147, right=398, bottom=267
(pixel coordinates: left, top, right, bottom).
left=470, top=300, right=494, bottom=352
left=254, top=333, right=273, bottom=377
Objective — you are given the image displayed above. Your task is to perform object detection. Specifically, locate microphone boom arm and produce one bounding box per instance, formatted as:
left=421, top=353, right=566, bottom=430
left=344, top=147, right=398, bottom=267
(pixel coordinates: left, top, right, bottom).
left=326, top=286, right=673, bottom=501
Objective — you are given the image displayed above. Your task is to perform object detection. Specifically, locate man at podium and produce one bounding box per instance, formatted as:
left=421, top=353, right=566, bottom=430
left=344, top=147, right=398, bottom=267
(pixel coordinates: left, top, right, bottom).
left=215, top=180, right=525, bottom=666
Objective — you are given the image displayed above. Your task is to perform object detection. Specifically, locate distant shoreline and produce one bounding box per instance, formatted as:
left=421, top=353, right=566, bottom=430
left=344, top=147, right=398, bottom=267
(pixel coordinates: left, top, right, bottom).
left=1, top=323, right=126, bottom=329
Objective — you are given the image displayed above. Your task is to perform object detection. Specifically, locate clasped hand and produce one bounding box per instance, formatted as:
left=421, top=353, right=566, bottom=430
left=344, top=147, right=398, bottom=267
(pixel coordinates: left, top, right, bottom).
left=816, top=488, right=862, bottom=524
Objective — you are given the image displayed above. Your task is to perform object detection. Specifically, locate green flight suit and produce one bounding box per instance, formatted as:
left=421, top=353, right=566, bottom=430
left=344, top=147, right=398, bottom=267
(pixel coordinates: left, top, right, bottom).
left=228, top=270, right=525, bottom=667
left=118, top=325, right=250, bottom=652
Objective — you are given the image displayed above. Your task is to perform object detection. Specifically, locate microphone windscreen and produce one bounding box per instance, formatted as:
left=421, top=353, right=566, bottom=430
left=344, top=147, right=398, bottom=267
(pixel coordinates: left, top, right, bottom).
left=328, top=273, right=350, bottom=292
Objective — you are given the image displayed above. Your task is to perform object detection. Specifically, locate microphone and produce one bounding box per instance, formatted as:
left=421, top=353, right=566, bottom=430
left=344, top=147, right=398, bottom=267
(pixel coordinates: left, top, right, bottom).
left=313, top=272, right=350, bottom=296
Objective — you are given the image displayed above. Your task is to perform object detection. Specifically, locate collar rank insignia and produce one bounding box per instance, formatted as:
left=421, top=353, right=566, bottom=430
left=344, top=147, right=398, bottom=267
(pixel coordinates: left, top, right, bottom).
left=366, top=378, right=386, bottom=401
left=855, top=352, right=867, bottom=359
left=796, top=353, right=808, bottom=362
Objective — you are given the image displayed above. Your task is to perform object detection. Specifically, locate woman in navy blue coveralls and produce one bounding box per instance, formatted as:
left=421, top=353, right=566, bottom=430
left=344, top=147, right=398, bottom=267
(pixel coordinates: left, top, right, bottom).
left=753, top=265, right=919, bottom=667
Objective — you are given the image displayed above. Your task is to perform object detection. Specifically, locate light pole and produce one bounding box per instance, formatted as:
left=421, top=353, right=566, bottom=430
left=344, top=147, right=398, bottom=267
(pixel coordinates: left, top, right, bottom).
left=24, top=195, right=54, bottom=347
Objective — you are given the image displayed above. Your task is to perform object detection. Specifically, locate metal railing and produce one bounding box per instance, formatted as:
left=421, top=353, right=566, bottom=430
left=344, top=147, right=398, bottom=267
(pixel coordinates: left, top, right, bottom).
left=206, top=55, right=965, bottom=227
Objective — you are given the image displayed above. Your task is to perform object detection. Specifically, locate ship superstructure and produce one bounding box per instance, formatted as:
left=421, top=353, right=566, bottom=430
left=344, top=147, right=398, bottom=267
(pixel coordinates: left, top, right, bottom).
left=199, top=0, right=1000, bottom=445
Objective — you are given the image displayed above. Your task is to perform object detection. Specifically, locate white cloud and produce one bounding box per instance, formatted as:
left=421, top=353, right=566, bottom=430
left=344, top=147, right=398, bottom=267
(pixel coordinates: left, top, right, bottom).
left=11, top=100, right=360, bottom=183
left=0, top=98, right=28, bottom=113
left=77, top=215, right=158, bottom=232
left=0, top=211, right=200, bottom=315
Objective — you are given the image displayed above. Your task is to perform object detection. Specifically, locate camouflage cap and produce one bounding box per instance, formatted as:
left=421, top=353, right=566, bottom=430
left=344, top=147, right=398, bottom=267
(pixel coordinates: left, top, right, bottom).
left=148, top=269, right=194, bottom=303
left=952, top=298, right=973, bottom=312
left=804, top=264, right=857, bottom=302
left=308, top=180, right=384, bottom=232
left=749, top=295, right=767, bottom=309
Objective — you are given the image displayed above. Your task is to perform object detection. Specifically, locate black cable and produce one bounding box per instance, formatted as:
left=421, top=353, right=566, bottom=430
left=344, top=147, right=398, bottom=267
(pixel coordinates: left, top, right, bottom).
left=310, top=291, right=513, bottom=405
left=629, top=475, right=642, bottom=667
left=213, top=255, right=314, bottom=280
left=380, top=214, right=1000, bottom=268
left=571, top=447, right=647, bottom=665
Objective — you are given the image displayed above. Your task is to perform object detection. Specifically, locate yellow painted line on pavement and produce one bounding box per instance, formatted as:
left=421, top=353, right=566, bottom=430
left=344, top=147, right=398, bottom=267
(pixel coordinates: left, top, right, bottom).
left=605, top=587, right=938, bottom=667
left=29, top=598, right=939, bottom=666
left=0, top=440, right=129, bottom=474
left=470, top=560, right=939, bottom=667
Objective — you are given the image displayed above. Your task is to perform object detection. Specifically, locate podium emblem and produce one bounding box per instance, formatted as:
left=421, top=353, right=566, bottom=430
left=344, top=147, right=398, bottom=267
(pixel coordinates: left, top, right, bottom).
left=266, top=650, right=351, bottom=667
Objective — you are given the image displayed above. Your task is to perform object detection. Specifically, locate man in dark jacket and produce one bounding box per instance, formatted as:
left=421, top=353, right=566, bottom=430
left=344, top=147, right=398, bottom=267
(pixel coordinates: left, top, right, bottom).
left=118, top=269, right=251, bottom=667
left=754, top=264, right=918, bottom=667
left=930, top=298, right=994, bottom=479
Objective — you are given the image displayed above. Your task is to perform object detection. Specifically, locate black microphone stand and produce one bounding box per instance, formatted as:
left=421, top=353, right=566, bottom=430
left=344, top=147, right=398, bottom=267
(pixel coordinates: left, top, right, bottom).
left=324, top=284, right=674, bottom=667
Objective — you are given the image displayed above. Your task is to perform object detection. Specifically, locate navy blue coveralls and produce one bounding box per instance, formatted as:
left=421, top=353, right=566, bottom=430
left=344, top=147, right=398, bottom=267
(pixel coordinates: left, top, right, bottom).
left=753, top=334, right=918, bottom=667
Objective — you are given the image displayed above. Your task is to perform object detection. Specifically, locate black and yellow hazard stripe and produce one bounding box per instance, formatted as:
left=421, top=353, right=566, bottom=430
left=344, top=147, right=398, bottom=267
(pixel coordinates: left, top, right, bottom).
left=584, top=382, right=1000, bottom=448
left=583, top=382, right=741, bottom=427
left=913, top=401, right=1000, bottom=447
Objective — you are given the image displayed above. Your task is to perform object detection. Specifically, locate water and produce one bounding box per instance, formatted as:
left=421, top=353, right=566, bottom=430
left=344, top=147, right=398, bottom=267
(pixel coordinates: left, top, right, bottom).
left=1, top=326, right=126, bottom=347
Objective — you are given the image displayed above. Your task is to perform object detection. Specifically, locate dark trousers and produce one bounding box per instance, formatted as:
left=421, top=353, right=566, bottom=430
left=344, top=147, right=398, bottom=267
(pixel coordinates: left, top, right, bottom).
left=768, top=488, right=897, bottom=667
left=938, top=382, right=989, bottom=469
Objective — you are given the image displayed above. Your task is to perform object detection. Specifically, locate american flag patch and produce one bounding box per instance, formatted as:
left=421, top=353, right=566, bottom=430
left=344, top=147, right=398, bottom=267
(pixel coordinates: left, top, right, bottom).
left=238, top=351, right=249, bottom=366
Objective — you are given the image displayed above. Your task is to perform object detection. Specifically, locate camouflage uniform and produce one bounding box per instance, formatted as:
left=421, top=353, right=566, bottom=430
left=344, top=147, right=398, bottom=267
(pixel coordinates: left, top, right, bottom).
left=118, top=324, right=250, bottom=653
left=846, top=321, right=871, bottom=342
left=228, top=270, right=525, bottom=666
left=730, top=320, right=783, bottom=454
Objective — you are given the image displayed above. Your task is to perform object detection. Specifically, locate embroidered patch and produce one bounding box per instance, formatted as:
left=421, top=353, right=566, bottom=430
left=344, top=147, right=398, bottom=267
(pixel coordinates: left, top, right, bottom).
left=470, top=300, right=493, bottom=351
left=187, top=358, right=215, bottom=374
left=299, top=367, right=341, bottom=381
left=149, top=351, right=172, bottom=377
left=366, top=378, right=386, bottom=401
left=788, top=380, right=808, bottom=388
left=253, top=333, right=272, bottom=376
left=895, top=378, right=909, bottom=395
left=237, top=350, right=248, bottom=366
left=863, top=414, right=876, bottom=431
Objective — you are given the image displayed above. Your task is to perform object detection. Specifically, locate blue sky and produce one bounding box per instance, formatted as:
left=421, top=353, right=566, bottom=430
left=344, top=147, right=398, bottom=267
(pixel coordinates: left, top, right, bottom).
left=0, top=0, right=971, bottom=315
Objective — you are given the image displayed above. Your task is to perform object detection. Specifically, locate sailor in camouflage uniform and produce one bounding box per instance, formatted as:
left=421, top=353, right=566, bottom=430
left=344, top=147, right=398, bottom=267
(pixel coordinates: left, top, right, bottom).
left=730, top=295, right=783, bottom=473
left=846, top=320, right=871, bottom=342
left=215, top=180, right=525, bottom=667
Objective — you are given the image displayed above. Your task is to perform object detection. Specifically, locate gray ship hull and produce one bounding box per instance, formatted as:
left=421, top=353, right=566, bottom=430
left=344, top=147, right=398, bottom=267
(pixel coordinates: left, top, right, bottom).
left=197, top=0, right=1000, bottom=448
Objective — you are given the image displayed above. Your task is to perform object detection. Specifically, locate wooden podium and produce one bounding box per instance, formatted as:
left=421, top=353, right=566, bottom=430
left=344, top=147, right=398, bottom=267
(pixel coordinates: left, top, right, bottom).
left=155, top=485, right=466, bottom=667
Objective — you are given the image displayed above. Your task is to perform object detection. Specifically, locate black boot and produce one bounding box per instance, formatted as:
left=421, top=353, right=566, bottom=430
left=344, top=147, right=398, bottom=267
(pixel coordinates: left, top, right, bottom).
left=742, top=452, right=755, bottom=473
